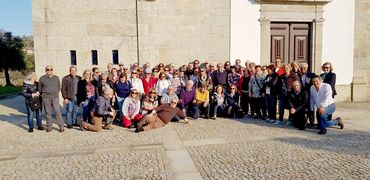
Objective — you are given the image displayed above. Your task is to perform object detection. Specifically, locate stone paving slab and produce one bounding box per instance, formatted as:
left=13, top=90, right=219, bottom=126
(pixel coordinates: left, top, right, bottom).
left=0, top=96, right=370, bottom=179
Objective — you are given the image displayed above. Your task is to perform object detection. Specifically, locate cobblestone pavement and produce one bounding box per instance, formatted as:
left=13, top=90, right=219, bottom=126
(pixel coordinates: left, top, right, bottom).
left=0, top=96, right=369, bottom=179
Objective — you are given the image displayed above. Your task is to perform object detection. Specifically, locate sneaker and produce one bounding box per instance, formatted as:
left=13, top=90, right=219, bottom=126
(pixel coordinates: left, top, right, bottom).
left=336, top=117, right=344, bottom=129
left=274, top=120, right=284, bottom=125
left=210, top=116, right=216, bottom=120
left=66, top=125, right=73, bottom=129
left=37, top=127, right=44, bottom=131
left=269, top=119, right=276, bottom=123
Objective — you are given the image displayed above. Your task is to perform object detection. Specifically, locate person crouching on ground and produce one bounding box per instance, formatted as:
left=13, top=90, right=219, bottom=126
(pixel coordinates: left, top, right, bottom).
left=81, top=88, right=116, bottom=132
left=135, top=99, right=188, bottom=133
left=121, top=88, right=142, bottom=128
left=310, top=75, right=343, bottom=135
left=195, top=84, right=210, bottom=119
left=287, top=80, right=308, bottom=130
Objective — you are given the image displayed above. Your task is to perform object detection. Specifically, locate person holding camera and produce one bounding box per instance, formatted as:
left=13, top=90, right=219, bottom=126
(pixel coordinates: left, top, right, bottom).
left=81, top=87, right=116, bottom=132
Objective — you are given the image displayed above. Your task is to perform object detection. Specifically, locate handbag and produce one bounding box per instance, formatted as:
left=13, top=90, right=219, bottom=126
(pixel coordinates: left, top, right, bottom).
left=28, top=97, right=41, bottom=111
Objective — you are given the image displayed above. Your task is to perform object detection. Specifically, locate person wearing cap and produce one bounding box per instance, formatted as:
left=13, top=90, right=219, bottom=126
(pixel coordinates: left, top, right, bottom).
left=81, top=87, right=116, bottom=132
left=135, top=99, right=188, bottom=132
left=195, top=84, right=210, bottom=119
left=129, top=70, right=144, bottom=95
left=121, top=88, right=142, bottom=128
left=141, top=68, right=157, bottom=95
left=227, top=66, right=241, bottom=87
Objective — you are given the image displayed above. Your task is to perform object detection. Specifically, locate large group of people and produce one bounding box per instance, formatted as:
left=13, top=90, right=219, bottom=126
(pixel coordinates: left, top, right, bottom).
left=23, top=59, right=343, bottom=135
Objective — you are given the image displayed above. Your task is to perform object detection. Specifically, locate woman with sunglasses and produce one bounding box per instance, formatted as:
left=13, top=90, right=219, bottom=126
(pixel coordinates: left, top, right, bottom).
left=142, top=68, right=157, bottom=95
left=225, top=84, right=240, bottom=118
left=156, top=72, right=171, bottom=103
left=141, top=88, right=159, bottom=116
left=320, top=62, right=337, bottom=121
left=122, top=89, right=142, bottom=128
left=129, top=70, right=144, bottom=96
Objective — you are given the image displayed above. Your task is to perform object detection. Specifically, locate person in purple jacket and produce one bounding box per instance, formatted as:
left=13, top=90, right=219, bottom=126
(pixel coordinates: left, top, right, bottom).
left=180, top=80, right=198, bottom=119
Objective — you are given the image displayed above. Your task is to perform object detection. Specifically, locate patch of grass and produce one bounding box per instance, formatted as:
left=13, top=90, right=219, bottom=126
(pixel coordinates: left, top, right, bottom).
left=0, top=86, right=22, bottom=96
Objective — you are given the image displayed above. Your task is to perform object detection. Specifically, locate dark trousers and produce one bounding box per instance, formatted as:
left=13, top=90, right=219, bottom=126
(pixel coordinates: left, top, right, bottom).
left=241, top=92, right=250, bottom=115
left=265, top=94, right=277, bottom=120
left=279, top=94, right=288, bottom=121
left=210, top=103, right=226, bottom=117
left=42, top=97, right=64, bottom=130
left=252, top=97, right=267, bottom=118
left=289, top=111, right=306, bottom=128
left=196, top=102, right=210, bottom=118
left=184, top=102, right=197, bottom=118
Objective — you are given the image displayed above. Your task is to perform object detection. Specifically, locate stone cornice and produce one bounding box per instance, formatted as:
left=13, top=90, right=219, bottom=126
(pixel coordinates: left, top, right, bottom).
left=256, top=0, right=332, bottom=5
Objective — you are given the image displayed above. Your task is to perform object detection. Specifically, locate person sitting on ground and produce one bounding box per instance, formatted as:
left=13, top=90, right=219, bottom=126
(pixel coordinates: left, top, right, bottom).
left=225, top=84, right=240, bottom=118
left=160, top=86, right=179, bottom=105
left=141, top=89, right=159, bottom=116
left=287, top=81, right=308, bottom=130
left=81, top=88, right=116, bottom=132
left=195, top=84, right=210, bottom=119
left=135, top=99, right=189, bottom=133
left=180, top=80, right=197, bottom=119
left=310, top=75, right=343, bottom=135
left=121, top=88, right=142, bottom=128
left=210, top=85, right=226, bottom=119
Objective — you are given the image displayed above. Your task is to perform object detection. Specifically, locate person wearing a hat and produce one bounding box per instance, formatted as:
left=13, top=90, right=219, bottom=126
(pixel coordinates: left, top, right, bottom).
left=142, top=68, right=157, bottom=95
left=227, top=65, right=241, bottom=87
left=121, top=88, right=142, bottom=128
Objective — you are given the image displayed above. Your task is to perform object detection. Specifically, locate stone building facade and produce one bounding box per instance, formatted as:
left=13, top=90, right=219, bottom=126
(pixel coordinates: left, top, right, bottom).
left=32, top=0, right=370, bottom=102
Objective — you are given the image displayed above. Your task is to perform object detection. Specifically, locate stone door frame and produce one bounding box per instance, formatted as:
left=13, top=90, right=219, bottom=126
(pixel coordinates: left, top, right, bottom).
left=256, top=0, right=331, bottom=74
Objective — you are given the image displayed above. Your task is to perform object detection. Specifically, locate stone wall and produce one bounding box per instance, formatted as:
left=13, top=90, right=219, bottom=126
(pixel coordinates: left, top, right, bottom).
left=353, top=0, right=370, bottom=101
left=32, top=0, right=230, bottom=77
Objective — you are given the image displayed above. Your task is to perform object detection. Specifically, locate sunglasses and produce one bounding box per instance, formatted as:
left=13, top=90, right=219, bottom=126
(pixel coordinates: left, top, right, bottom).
left=171, top=102, right=177, bottom=104
left=165, top=69, right=169, bottom=71
left=262, top=69, right=266, bottom=71
left=323, top=66, right=330, bottom=69
left=149, top=92, right=156, bottom=94
left=231, top=88, right=236, bottom=89
left=146, top=73, right=151, bottom=74
left=201, top=70, right=205, bottom=72
left=46, top=68, right=53, bottom=71
left=123, top=68, right=128, bottom=70
left=119, top=65, right=124, bottom=66
left=132, top=92, right=138, bottom=95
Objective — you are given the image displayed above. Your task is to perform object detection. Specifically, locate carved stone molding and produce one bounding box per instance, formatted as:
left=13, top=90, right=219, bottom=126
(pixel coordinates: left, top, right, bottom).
left=256, top=0, right=331, bottom=5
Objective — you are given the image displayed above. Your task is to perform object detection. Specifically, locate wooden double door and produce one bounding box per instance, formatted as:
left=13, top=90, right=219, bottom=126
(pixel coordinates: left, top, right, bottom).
left=270, top=23, right=311, bottom=65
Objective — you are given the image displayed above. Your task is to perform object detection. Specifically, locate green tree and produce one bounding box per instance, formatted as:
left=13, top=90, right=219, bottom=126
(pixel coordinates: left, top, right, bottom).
left=0, top=31, right=26, bottom=86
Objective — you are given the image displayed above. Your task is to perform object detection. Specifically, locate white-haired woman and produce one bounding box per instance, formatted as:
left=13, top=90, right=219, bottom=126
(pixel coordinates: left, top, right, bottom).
left=23, top=72, right=43, bottom=132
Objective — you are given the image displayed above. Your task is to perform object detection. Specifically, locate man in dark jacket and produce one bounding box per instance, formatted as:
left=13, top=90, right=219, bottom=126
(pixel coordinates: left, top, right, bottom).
left=287, top=81, right=308, bottom=130
left=61, top=66, right=80, bottom=128
left=298, top=63, right=316, bottom=126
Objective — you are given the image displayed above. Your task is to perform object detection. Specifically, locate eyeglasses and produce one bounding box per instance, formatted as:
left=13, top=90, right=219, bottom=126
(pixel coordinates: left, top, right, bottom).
left=323, top=66, right=330, bottom=69
left=231, top=88, right=236, bottom=89
left=46, top=68, right=53, bottom=71
left=123, top=68, right=128, bottom=70
left=201, top=70, right=205, bottom=72
left=165, top=69, right=169, bottom=71
left=119, top=65, right=124, bottom=66
left=149, top=92, right=156, bottom=94
left=171, top=102, right=177, bottom=104
left=146, top=73, right=151, bottom=74
left=262, top=69, right=266, bottom=71
left=132, top=92, right=138, bottom=95
left=154, top=71, right=158, bottom=73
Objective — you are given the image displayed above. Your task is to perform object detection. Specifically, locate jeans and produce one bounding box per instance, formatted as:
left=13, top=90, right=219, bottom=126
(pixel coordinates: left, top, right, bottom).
left=65, top=99, right=79, bottom=125
left=25, top=102, right=42, bottom=129
left=317, top=103, right=337, bottom=131
left=83, top=96, right=95, bottom=122
left=210, top=103, right=226, bottom=117
left=265, top=94, right=277, bottom=120
left=279, top=94, right=287, bottom=121
left=116, top=96, right=125, bottom=119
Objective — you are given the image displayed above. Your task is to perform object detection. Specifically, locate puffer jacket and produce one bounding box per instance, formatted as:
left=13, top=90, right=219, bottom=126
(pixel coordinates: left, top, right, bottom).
left=23, top=80, right=39, bottom=103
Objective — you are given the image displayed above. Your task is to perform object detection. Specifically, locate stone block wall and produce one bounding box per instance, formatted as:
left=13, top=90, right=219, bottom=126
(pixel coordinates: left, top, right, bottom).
left=32, top=0, right=230, bottom=77
left=353, top=0, right=370, bottom=101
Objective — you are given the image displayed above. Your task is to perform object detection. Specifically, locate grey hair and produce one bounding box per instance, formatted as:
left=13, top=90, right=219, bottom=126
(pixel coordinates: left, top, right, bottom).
left=25, top=72, right=36, bottom=81
left=100, top=71, right=109, bottom=77
left=292, top=80, right=301, bottom=86
left=186, top=80, right=194, bottom=86
left=300, top=63, right=308, bottom=68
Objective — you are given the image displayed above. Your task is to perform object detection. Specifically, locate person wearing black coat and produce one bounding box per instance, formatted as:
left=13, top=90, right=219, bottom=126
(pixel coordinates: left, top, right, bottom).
left=320, top=62, right=337, bottom=121
left=23, top=72, right=44, bottom=133
left=77, top=70, right=97, bottom=123
left=264, top=65, right=279, bottom=122
left=287, top=80, right=309, bottom=130
left=298, top=63, right=316, bottom=126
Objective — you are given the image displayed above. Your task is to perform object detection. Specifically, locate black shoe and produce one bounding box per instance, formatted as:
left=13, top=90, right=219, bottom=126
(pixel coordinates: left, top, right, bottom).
left=299, top=127, right=306, bottom=131
left=73, top=123, right=79, bottom=127
left=135, top=127, right=143, bottom=133
left=318, top=129, right=327, bottom=135
left=128, top=125, right=135, bottom=129
left=37, top=127, right=44, bottom=131
left=28, top=128, right=33, bottom=133
left=336, top=117, right=344, bottom=129
left=66, top=125, right=73, bottom=129
left=59, top=128, right=65, bottom=133
left=204, top=116, right=209, bottom=119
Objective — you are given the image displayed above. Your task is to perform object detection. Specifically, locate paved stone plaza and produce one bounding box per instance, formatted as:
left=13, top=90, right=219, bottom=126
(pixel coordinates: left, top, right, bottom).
left=0, top=96, right=369, bottom=179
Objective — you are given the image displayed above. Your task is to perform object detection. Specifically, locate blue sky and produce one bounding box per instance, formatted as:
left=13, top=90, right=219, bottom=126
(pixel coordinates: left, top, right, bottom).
left=0, top=0, right=32, bottom=36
